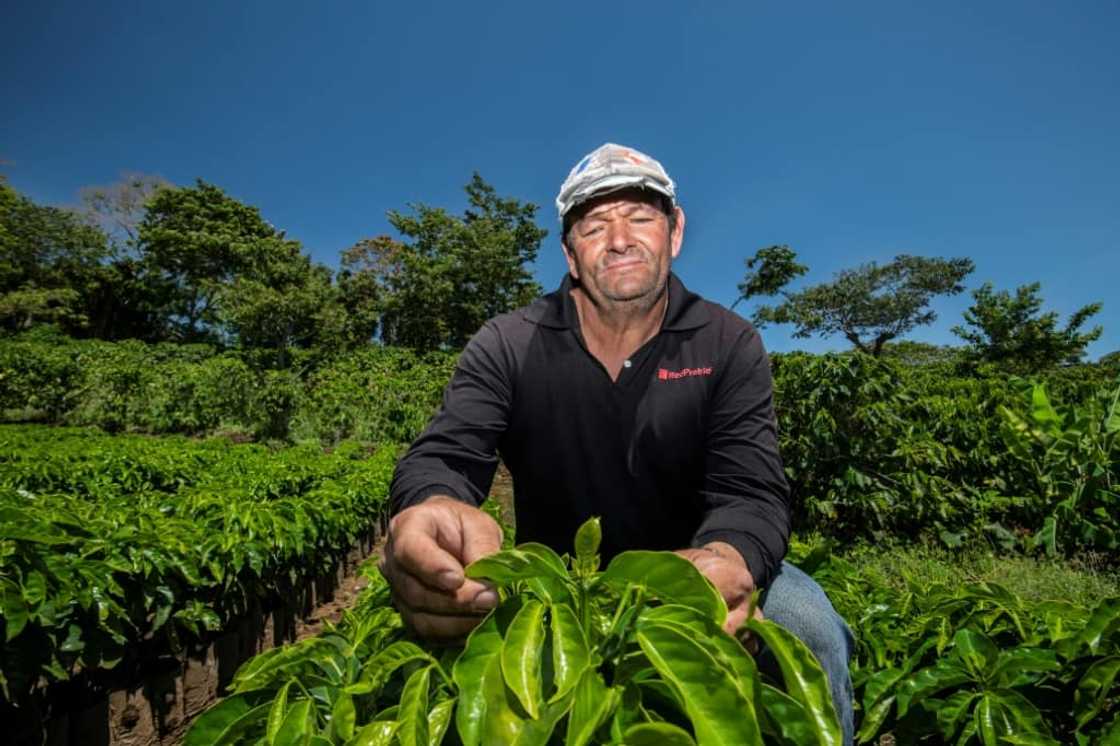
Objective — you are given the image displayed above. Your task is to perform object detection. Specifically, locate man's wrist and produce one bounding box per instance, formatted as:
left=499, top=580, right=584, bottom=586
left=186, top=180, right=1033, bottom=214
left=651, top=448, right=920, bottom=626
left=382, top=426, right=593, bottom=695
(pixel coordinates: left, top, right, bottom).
left=700, top=541, right=756, bottom=588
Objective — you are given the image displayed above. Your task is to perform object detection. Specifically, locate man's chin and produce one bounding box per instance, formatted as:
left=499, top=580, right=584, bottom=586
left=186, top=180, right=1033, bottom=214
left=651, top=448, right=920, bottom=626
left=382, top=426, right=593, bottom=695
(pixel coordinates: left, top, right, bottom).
left=603, top=281, right=659, bottom=304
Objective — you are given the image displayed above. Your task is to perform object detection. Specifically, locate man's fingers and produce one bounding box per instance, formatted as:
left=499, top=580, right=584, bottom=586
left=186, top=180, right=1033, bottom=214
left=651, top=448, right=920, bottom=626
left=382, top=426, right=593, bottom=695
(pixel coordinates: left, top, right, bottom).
left=458, top=508, right=503, bottom=566
left=390, top=571, right=498, bottom=616
left=725, top=605, right=749, bottom=636
left=403, top=609, right=487, bottom=642
left=388, top=512, right=467, bottom=591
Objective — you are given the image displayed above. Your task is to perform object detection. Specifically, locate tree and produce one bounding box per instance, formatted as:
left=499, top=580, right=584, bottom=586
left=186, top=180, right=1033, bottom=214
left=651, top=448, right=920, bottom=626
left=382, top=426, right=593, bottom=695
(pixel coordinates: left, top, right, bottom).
left=334, top=239, right=384, bottom=347
left=0, top=179, right=111, bottom=332
left=217, top=258, right=342, bottom=361
left=731, top=245, right=807, bottom=309
left=137, top=179, right=296, bottom=342
left=79, top=172, right=169, bottom=257
left=951, top=282, right=1102, bottom=371
left=743, top=252, right=974, bottom=356
left=349, top=174, right=546, bottom=351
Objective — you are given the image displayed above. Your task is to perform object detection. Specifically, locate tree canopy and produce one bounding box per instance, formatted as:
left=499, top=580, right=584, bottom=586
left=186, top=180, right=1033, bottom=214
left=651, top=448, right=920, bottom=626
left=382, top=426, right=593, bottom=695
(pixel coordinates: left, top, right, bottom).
left=951, top=282, right=1102, bottom=371
left=348, top=173, right=546, bottom=352
left=739, top=248, right=975, bottom=356
left=0, top=179, right=111, bottom=333
left=732, top=245, right=807, bottom=308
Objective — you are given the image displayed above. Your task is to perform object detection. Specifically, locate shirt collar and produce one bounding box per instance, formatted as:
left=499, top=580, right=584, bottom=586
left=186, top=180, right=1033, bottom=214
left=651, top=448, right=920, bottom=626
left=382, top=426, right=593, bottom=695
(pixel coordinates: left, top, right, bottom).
left=524, top=272, right=709, bottom=331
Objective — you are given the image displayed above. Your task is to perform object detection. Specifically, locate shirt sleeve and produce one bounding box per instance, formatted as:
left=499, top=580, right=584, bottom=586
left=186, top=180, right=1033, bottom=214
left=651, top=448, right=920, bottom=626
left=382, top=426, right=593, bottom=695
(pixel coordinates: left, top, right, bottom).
left=389, top=321, right=513, bottom=514
left=691, top=325, right=791, bottom=589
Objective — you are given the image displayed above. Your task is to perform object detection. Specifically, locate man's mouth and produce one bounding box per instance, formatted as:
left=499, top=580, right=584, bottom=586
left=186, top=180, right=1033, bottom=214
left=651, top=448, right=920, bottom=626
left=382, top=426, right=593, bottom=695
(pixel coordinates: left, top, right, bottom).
left=602, top=258, right=645, bottom=272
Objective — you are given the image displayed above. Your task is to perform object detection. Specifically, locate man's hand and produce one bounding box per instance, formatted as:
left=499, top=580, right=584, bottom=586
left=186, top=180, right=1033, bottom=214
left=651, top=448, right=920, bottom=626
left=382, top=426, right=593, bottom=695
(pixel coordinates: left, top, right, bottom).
left=676, top=541, right=763, bottom=645
left=379, top=495, right=503, bottom=641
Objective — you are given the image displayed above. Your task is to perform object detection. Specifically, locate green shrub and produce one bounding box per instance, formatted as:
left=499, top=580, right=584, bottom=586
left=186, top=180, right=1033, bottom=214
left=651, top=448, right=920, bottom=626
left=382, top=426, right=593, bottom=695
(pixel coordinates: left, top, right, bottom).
left=290, top=346, right=455, bottom=445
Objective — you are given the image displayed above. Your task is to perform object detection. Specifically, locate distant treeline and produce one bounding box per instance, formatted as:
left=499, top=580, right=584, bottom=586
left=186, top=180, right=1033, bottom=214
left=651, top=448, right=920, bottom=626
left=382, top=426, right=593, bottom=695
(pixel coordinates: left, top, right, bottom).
left=2, top=172, right=1112, bottom=370
left=0, top=173, right=543, bottom=356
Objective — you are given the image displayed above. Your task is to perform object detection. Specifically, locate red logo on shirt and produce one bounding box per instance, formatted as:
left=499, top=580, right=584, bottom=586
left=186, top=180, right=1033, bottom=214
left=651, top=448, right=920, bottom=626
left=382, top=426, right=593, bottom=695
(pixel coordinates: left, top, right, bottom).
left=657, top=366, right=713, bottom=381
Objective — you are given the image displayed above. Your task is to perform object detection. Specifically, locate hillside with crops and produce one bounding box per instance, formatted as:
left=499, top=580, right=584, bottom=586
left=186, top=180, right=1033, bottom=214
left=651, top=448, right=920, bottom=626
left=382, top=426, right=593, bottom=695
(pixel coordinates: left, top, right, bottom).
left=2, top=173, right=1118, bottom=744
left=1, top=331, right=1117, bottom=744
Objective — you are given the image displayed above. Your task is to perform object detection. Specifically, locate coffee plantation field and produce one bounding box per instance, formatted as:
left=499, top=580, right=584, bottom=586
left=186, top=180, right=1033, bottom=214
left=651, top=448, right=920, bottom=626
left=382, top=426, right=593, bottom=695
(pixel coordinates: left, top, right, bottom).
left=0, top=426, right=396, bottom=701
left=180, top=527, right=1120, bottom=745
left=0, top=341, right=1117, bottom=744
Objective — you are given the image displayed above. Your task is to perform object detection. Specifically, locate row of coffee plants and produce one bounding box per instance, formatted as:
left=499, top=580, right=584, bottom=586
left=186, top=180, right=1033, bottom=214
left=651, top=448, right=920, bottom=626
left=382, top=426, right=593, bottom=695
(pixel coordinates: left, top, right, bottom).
left=774, top=353, right=1119, bottom=557
left=1, top=332, right=1116, bottom=556
left=793, top=543, right=1120, bottom=744
left=0, top=332, right=455, bottom=444
left=184, top=529, right=1120, bottom=745
left=0, top=426, right=397, bottom=701
left=186, top=520, right=845, bottom=746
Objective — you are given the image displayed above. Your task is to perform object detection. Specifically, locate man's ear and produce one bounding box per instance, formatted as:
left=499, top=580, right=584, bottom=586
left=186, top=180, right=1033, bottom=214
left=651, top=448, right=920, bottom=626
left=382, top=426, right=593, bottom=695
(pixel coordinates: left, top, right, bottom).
left=561, top=237, right=580, bottom=280
left=670, top=206, right=686, bottom=260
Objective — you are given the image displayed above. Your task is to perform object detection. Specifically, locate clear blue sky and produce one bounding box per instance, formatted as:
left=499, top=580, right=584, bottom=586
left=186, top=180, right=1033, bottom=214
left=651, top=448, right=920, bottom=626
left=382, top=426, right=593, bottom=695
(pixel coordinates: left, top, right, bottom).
left=4, top=1, right=1117, bottom=358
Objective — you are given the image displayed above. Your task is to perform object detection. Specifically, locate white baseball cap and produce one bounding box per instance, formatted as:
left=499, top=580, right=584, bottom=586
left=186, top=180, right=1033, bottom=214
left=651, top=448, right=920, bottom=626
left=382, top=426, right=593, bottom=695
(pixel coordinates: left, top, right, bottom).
left=555, top=143, right=677, bottom=220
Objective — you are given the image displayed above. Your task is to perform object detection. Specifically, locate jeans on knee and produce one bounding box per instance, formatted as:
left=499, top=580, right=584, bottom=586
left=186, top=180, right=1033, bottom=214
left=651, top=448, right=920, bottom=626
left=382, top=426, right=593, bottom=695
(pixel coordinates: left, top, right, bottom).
left=758, top=560, right=856, bottom=745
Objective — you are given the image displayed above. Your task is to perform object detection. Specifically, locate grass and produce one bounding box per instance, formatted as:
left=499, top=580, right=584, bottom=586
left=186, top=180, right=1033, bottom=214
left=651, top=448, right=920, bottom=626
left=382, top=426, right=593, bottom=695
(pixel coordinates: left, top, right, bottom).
left=811, top=536, right=1120, bottom=608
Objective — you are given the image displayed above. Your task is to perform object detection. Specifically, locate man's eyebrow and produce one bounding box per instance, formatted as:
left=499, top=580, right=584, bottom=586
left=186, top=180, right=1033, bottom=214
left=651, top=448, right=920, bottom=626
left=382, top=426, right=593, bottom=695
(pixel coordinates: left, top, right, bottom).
left=581, top=201, right=659, bottom=221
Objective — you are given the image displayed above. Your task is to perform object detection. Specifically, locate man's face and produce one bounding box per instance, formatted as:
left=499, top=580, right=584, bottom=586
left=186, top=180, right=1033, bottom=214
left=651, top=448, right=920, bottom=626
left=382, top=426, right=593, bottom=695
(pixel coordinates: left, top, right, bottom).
left=562, top=188, right=685, bottom=307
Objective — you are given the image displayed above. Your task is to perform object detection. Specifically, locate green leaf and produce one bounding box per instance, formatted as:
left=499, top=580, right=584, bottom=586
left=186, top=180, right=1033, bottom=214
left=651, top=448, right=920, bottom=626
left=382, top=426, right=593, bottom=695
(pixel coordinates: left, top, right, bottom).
left=347, top=720, right=398, bottom=746
left=758, top=683, right=825, bottom=745
left=1074, top=655, right=1120, bottom=728
left=951, top=629, right=999, bottom=680
left=620, top=722, right=698, bottom=745
left=331, top=693, right=357, bottom=743
left=565, top=667, right=621, bottom=746
left=184, top=691, right=273, bottom=746
left=356, top=640, right=434, bottom=693
left=454, top=603, right=566, bottom=746
left=502, top=599, right=546, bottom=718
left=974, top=694, right=999, bottom=746
left=1, top=588, right=29, bottom=641
left=934, top=690, right=978, bottom=743
left=267, top=681, right=292, bottom=744
left=467, top=546, right=572, bottom=604
left=638, top=606, right=760, bottom=710
left=59, top=623, right=84, bottom=653
left=896, top=660, right=971, bottom=717
left=990, top=647, right=1060, bottom=688
left=1104, top=385, right=1120, bottom=434
left=397, top=664, right=432, bottom=746
left=974, top=689, right=1057, bottom=745
left=602, top=551, right=726, bottom=626
left=466, top=547, right=565, bottom=585
left=427, top=698, right=455, bottom=746
left=1075, top=597, right=1120, bottom=656
left=274, top=699, right=315, bottom=745
left=1030, top=384, right=1062, bottom=434
left=860, top=666, right=904, bottom=712
left=21, top=571, right=47, bottom=605
left=637, top=621, right=764, bottom=746
left=453, top=612, right=503, bottom=746
left=521, top=543, right=576, bottom=605
left=518, top=542, right=569, bottom=577
left=746, top=618, right=842, bottom=745
left=550, top=602, right=591, bottom=703
left=574, top=518, right=601, bottom=561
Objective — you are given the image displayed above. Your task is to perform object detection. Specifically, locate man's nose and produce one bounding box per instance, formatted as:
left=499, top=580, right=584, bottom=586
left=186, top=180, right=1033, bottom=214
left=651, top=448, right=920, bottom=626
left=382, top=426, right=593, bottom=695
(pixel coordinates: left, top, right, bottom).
left=606, top=220, right=633, bottom=252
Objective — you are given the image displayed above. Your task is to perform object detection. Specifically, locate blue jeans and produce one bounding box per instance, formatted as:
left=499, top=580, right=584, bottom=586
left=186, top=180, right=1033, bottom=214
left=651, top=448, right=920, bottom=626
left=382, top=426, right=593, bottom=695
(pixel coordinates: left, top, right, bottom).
left=758, top=561, right=855, bottom=745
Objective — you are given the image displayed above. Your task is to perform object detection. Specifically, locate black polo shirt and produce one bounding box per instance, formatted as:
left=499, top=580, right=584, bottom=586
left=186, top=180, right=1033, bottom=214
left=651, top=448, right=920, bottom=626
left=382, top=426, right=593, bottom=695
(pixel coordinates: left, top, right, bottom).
left=389, top=273, right=791, bottom=587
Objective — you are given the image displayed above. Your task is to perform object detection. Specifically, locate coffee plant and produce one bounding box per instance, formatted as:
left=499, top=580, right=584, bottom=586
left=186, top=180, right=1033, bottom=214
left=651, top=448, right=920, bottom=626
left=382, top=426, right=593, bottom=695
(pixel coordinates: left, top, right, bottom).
left=187, top=519, right=843, bottom=746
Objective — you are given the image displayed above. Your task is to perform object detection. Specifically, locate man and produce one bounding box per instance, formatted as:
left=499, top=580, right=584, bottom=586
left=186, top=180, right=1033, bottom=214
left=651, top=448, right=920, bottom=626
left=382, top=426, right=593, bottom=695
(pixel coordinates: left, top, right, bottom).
left=384, top=143, right=855, bottom=742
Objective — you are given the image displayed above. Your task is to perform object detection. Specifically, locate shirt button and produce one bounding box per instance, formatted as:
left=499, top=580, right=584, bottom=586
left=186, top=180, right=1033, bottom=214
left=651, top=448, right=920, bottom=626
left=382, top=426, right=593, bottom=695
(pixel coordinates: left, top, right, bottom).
left=623, top=359, right=632, bottom=368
